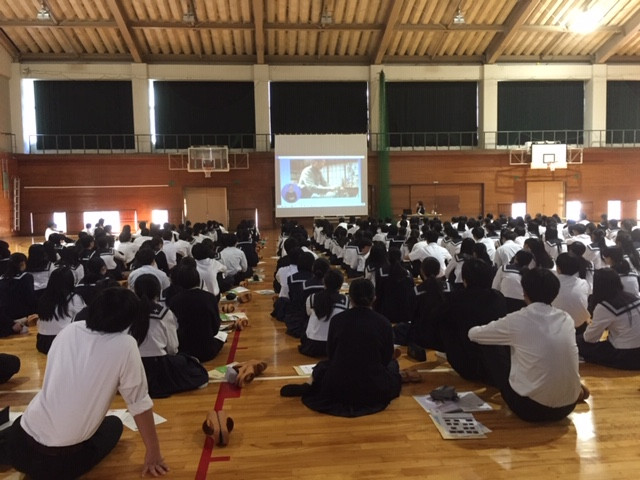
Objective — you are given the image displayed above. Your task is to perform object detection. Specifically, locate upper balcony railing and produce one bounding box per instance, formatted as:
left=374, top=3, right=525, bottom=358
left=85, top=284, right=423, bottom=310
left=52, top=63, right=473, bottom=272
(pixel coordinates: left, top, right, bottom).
left=18, top=129, right=640, bottom=155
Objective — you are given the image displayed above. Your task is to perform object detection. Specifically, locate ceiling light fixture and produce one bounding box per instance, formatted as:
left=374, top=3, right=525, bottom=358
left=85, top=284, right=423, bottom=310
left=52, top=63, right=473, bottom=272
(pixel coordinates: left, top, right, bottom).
left=36, top=2, right=51, bottom=21
left=183, top=0, right=197, bottom=25
left=453, top=8, right=465, bottom=25
left=568, top=5, right=606, bottom=34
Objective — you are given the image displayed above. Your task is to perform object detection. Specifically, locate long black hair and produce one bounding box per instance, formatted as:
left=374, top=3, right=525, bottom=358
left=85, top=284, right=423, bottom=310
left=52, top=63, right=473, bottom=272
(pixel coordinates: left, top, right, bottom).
left=313, top=269, right=344, bottom=320
left=132, top=274, right=162, bottom=345
left=2, top=253, right=27, bottom=278
left=616, top=231, right=640, bottom=271
left=567, top=242, right=591, bottom=280
left=524, top=238, right=554, bottom=269
left=37, top=267, right=75, bottom=321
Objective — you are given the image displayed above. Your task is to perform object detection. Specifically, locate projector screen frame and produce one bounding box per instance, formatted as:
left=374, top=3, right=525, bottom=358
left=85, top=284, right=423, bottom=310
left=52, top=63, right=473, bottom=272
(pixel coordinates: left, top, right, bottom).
left=274, top=134, right=368, bottom=218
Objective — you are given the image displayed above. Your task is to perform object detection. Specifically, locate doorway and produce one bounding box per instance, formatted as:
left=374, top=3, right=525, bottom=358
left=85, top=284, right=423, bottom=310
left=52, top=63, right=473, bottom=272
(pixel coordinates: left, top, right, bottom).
left=183, top=187, right=228, bottom=226
left=526, top=181, right=565, bottom=217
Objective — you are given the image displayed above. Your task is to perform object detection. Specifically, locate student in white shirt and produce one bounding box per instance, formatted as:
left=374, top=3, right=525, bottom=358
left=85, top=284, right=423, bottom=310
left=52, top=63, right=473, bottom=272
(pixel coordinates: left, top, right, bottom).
left=469, top=268, right=589, bottom=422
left=494, top=230, right=521, bottom=269
left=218, top=233, right=248, bottom=285
left=127, top=248, right=171, bottom=293
left=3, top=287, right=168, bottom=478
left=36, top=267, right=86, bottom=354
left=552, top=253, right=590, bottom=333
left=578, top=269, right=640, bottom=370
left=133, top=274, right=208, bottom=398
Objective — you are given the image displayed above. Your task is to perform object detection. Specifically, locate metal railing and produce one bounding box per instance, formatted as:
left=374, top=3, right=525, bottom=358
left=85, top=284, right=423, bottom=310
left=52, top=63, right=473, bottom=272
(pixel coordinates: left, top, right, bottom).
left=18, top=129, right=640, bottom=154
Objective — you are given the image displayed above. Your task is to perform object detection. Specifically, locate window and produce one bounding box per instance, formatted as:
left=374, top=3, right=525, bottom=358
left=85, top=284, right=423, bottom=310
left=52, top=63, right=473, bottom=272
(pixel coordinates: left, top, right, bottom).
left=83, top=211, right=121, bottom=233
left=498, top=81, right=584, bottom=145
left=511, top=203, right=526, bottom=219
left=151, top=209, right=169, bottom=227
left=607, top=200, right=621, bottom=221
left=566, top=201, right=582, bottom=221
left=52, top=212, right=67, bottom=235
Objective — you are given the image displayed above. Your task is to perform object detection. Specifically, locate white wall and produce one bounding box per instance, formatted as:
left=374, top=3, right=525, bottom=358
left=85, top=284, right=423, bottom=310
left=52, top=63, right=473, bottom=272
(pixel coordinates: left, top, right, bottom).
left=6, top=61, right=640, bottom=153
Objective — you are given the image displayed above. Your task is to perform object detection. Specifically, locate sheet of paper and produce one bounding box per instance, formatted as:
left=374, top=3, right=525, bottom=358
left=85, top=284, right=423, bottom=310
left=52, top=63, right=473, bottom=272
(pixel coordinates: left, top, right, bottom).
left=430, top=412, right=490, bottom=439
left=0, top=411, right=23, bottom=432
left=293, top=364, right=316, bottom=375
left=413, top=392, right=492, bottom=415
left=214, top=330, right=228, bottom=343
left=220, top=312, right=248, bottom=322
left=107, top=409, right=167, bottom=431
left=255, top=289, right=275, bottom=295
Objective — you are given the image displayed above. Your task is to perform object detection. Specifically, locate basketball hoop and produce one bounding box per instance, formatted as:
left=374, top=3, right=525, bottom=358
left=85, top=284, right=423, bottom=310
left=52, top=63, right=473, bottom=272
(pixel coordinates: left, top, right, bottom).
left=203, top=166, right=213, bottom=178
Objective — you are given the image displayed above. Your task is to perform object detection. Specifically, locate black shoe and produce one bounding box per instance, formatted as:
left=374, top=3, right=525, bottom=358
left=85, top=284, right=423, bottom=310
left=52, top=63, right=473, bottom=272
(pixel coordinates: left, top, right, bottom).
left=280, top=383, right=311, bottom=397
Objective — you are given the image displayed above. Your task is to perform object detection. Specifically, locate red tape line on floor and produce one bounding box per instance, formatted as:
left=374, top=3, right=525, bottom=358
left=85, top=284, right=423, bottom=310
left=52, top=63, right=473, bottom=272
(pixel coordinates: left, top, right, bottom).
left=195, top=329, right=242, bottom=480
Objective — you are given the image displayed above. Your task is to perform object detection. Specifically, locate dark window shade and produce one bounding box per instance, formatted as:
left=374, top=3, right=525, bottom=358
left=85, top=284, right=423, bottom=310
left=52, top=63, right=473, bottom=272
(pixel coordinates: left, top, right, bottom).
left=497, top=81, right=584, bottom=145
left=270, top=82, right=367, bottom=135
left=386, top=82, right=478, bottom=147
left=34, top=80, right=134, bottom=150
left=154, top=81, right=255, bottom=149
left=607, top=81, right=640, bottom=143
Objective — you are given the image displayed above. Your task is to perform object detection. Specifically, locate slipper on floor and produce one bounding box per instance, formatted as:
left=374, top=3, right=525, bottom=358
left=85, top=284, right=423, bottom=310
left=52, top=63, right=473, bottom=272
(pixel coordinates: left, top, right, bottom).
left=234, top=318, right=249, bottom=331
left=235, top=360, right=267, bottom=387
left=202, top=409, right=235, bottom=446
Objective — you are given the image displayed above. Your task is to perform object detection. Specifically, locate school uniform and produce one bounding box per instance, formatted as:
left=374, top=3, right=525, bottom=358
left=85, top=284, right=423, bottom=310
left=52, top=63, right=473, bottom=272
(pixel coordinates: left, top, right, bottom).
left=439, top=286, right=508, bottom=384
left=408, top=242, right=451, bottom=276
left=36, top=293, right=86, bottom=354
left=492, top=264, right=526, bottom=312
left=195, top=257, right=226, bottom=296
left=168, top=288, right=223, bottom=363
left=619, top=272, right=640, bottom=297
left=399, top=279, right=450, bottom=349
left=299, top=294, right=349, bottom=358
left=494, top=240, right=521, bottom=269
left=301, top=306, right=402, bottom=417
left=283, top=270, right=316, bottom=338
left=127, top=264, right=171, bottom=293
left=550, top=273, right=590, bottom=331
left=373, top=264, right=416, bottom=324
left=6, top=321, right=152, bottom=479
left=219, top=246, right=248, bottom=283
left=0, top=272, right=37, bottom=336
left=469, top=303, right=582, bottom=422
left=544, top=239, right=566, bottom=261
left=29, top=262, right=55, bottom=292
left=578, top=294, right=640, bottom=370
left=162, top=240, right=178, bottom=270
left=139, top=303, right=208, bottom=398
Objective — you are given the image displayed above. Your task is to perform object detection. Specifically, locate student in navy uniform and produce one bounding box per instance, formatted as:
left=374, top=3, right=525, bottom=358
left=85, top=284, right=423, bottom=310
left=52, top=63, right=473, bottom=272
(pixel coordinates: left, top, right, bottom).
left=167, top=262, right=223, bottom=363
left=373, top=248, right=415, bottom=324
left=492, top=250, right=534, bottom=313
left=0, top=253, right=37, bottom=337
left=439, top=258, right=508, bottom=384
left=26, top=244, right=55, bottom=298
left=281, top=278, right=402, bottom=418
left=283, top=252, right=316, bottom=338
left=133, top=274, right=208, bottom=398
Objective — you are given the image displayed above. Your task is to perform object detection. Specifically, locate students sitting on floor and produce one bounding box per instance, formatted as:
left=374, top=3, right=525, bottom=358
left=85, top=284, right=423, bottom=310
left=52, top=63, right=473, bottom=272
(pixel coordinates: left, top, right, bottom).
left=298, top=269, right=349, bottom=358
left=439, top=258, right=508, bottom=384
left=133, top=274, right=208, bottom=398
left=0, top=253, right=37, bottom=337
left=36, top=267, right=86, bottom=354
left=280, top=278, right=402, bottom=418
left=552, top=253, right=590, bottom=333
left=1, top=287, right=169, bottom=479
left=128, top=247, right=171, bottom=293
left=167, top=262, right=224, bottom=363
left=469, top=268, right=588, bottom=422
left=283, top=251, right=316, bottom=338
left=578, top=269, right=640, bottom=370
left=218, top=233, right=249, bottom=286
left=492, top=250, right=534, bottom=313
left=26, top=244, right=55, bottom=297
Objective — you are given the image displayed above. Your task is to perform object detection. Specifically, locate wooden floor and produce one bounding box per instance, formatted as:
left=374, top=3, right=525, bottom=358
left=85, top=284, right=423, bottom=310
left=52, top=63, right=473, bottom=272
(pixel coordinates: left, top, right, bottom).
left=2, top=232, right=640, bottom=479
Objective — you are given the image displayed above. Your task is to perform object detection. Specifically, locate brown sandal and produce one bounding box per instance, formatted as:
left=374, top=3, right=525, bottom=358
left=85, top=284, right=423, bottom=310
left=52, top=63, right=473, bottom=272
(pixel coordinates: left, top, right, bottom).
left=400, top=369, right=422, bottom=384
left=234, top=360, right=267, bottom=387
left=202, top=409, right=235, bottom=446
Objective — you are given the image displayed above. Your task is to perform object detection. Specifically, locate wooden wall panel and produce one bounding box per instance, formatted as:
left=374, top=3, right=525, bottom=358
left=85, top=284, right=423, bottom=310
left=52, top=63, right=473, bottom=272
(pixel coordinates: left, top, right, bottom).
left=4, top=148, right=640, bottom=238
left=0, top=153, right=17, bottom=237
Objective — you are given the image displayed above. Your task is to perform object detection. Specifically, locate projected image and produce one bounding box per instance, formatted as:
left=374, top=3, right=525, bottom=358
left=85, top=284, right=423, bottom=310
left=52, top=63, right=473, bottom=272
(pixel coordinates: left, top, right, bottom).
left=284, top=157, right=360, bottom=199
left=274, top=134, right=368, bottom=217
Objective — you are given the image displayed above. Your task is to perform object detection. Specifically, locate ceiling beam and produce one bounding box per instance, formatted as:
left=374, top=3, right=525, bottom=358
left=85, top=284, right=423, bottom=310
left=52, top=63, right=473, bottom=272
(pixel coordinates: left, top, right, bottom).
left=0, top=20, right=118, bottom=28
left=373, top=0, right=404, bottom=64
left=485, top=0, right=540, bottom=64
left=595, top=8, right=640, bottom=63
left=20, top=53, right=133, bottom=62
left=252, top=0, right=265, bottom=64
left=106, top=0, right=143, bottom=63
left=0, top=28, right=20, bottom=61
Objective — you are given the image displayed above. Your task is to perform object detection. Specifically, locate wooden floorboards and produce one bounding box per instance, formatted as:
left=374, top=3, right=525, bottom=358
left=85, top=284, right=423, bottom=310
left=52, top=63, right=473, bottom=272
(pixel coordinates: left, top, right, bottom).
left=2, top=233, right=640, bottom=479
